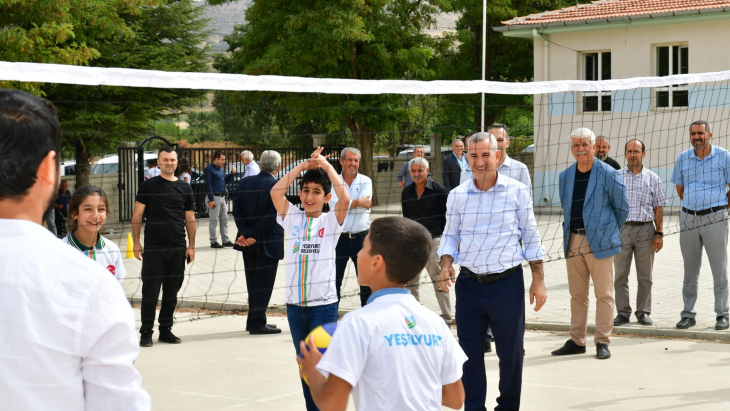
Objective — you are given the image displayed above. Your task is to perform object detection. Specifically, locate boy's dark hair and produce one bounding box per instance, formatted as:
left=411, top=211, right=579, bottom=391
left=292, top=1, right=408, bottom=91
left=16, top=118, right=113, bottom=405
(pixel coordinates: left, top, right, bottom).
left=67, top=185, right=112, bottom=231
left=213, top=149, right=225, bottom=160
left=368, top=217, right=432, bottom=284
left=301, top=168, right=332, bottom=195
left=0, top=89, right=61, bottom=201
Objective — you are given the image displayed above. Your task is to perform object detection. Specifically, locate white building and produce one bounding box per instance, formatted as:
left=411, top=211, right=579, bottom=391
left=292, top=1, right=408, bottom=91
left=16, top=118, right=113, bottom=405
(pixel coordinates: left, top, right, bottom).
left=494, top=0, right=730, bottom=207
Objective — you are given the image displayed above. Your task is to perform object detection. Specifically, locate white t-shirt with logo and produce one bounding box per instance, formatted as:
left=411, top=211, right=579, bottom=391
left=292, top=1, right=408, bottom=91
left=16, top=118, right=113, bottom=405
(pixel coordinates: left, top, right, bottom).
left=277, top=203, right=346, bottom=307
left=62, top=234, right=127, bottom=283
left=316, top=292, right=468, bottom=410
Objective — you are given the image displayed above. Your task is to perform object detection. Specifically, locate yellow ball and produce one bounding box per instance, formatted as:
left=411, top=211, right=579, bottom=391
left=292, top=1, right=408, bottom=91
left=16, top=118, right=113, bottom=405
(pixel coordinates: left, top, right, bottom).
left=300, top=322, right=338, bottom=386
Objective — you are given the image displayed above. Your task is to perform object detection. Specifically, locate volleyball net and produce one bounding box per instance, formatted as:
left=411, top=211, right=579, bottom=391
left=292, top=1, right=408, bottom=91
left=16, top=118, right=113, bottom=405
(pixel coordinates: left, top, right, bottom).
left=3, top=61, right=730, bottom=320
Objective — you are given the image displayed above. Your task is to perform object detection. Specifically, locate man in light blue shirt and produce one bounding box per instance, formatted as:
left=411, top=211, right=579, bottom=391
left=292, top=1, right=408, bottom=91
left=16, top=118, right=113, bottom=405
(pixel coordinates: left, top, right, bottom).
left=671, top=120, right=730, bottom=331
left=438, top=132, right=546, bottom=411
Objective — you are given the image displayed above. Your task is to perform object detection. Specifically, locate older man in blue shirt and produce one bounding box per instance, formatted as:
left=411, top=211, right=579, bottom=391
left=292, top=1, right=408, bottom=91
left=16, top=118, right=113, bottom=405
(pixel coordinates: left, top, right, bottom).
left=672, top=120, right=730, bottom=331
left=554, top=127, right=628, bottom=360
left=205, top=150, right=236, bottom=248
left=438, top=132, right=546, bottom=411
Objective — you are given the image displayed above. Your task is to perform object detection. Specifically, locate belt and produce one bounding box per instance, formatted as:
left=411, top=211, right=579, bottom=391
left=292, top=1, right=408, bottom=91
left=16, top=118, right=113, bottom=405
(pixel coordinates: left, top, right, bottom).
left=345, top=230, right=369, bottom=239
left=459, top=265, right=520, bottom=284
left=570, top=228, right=586, bottom=234
left=625, top=221, right=653, bottom=226
left=681, top=205, right=725, bottom=216
left=213, top=192, right=226, bottom=197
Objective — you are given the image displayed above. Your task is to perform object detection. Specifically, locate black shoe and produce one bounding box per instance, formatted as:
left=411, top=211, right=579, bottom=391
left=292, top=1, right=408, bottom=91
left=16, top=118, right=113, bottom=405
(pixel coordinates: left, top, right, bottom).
left=596, top=343, right=611, bottom=359
left=245, top=324, right=279, bottom=332
left=140, top=334, right=153, bottom=348
left=551, top=339, right=586, bottom=356
left=613, top=314, right=630, bottom=326
left=676, top=317, right=696, bottom=329
left=158, top=330, right=182, bottom=344
left=222, top=241, right=235, bottom=247
left=637, top=313, right=653, bottom=326
left=716, top=317, right=729, bottom=330
left=484, top=341, right=492, bottom=353
left=211, top=242, right=224, bottom=249
left=249, top=325, right=282, bottom=335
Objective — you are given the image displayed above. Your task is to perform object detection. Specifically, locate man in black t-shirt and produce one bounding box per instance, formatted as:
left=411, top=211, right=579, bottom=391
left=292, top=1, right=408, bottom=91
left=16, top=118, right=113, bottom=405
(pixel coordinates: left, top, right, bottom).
left=132, top=147, right=196, bottom=347
left=594, top=135, right=621, bottom=170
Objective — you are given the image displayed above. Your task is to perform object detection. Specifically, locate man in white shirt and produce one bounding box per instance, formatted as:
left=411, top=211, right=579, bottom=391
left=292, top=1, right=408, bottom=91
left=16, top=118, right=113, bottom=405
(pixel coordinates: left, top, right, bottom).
left=488, top=123, right=531, bottom=189
left=438, top=132, right=546, bottom=411
left=480, top=123, right=532, bottom=353
left=144, top=159, right=160, bottom=180
left=328, top=147, right=374, bottom=307
left=0, top=89, right=150, bottom=411
left=240, top=150, right=261, bottom=177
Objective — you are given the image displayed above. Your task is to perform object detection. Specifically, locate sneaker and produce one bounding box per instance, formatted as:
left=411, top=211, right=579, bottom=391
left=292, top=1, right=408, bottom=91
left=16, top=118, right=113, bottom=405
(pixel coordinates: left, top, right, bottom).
left=140, top=334, right=153, bottom=348
left=211, top=242, right=224, bottom=249
left=221, top=241, right=235, bottom=247
left=596, top=343, right=611, bottom=359
left=158, top=330, right=182, bottom=344
left=551, top=339, right=586, bottom=356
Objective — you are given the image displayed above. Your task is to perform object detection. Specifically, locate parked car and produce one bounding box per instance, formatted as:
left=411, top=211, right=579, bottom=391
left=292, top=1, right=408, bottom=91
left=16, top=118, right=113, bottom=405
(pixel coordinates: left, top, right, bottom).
left=92, top=152, right=158, bottom=174
left=522, top=144, right=535, bottom=154
left=397, top=147, right=453, bottom=158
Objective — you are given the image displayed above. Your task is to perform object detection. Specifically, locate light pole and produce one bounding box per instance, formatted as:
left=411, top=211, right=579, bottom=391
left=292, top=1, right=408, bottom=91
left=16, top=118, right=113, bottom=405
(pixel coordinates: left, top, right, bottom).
left=481, top=0, right=487, bottom=132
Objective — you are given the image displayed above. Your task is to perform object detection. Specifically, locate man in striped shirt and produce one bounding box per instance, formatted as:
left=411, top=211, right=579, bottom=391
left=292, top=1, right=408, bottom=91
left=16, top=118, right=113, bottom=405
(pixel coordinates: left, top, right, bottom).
left=613, top=139, right=666, bottom=327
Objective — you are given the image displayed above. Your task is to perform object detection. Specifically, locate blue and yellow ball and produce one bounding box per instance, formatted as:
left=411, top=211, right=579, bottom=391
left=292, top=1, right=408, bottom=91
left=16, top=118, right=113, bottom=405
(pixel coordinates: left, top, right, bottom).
left=299, top=322, right=338, bottom=385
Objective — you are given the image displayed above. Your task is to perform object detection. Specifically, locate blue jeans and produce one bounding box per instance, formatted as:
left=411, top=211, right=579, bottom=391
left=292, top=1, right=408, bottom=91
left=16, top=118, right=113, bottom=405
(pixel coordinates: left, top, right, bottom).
left=287, top=303, right=339, bottom=411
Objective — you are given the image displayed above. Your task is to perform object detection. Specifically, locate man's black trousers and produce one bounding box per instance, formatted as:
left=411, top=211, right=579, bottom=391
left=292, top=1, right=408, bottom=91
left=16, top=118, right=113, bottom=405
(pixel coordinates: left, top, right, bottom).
left=140, top=244, right=186, bottom=335
left=241, top=248, right=279, bottom=330
left=334, top=235, right=371, bottom=307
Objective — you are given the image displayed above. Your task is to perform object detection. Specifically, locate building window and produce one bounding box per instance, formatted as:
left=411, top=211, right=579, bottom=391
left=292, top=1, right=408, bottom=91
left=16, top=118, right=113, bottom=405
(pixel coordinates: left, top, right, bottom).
left=582, top=51, right=611, bottom=112
left=656, top=45, right=688, bottom=108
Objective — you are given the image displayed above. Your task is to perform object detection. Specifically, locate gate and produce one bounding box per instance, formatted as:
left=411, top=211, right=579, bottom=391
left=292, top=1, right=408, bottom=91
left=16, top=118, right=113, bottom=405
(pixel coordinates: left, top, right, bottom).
left=118, top=143, right=345, bottom=221
left=117, top=136, right=177, bottom=222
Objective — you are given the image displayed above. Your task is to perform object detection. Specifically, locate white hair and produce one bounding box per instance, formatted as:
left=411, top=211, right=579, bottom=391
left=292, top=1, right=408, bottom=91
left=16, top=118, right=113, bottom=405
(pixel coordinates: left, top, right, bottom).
left=340, top=147, right=361, bottom=158
left=259, top=150, right=281, bottom=173
left=570, top=128, right=596, bottom=143
left=452, top=139, right=464, bottom=146
left=410, top=156, right=429, bottom=169
left=240, top=150, right=254, bottom=161
left=467, top=132, right=498, bottom=152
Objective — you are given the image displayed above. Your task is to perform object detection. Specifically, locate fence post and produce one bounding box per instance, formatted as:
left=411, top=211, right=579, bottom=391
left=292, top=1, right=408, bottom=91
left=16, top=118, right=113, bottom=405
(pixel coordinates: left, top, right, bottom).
left=312, top=134, right=327, bottom=148
left=429, top=133, right=443, bottom=185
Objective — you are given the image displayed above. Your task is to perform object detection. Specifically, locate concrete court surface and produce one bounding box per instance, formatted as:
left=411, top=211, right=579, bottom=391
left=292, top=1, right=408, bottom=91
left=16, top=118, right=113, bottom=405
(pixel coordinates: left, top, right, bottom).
left=135, top=310, right=730, bottom=411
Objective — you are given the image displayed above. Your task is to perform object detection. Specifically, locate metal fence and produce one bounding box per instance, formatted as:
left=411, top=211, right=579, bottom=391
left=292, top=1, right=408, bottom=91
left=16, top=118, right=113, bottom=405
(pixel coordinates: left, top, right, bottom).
left=117, top=145, right=345, bottom=221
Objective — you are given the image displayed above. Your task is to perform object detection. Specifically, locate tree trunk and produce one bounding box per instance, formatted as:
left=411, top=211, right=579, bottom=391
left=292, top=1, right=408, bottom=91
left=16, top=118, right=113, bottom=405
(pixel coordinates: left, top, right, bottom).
left=73, top=140, right=92, bottom=189
left=346, top=117, right=378, bottom=206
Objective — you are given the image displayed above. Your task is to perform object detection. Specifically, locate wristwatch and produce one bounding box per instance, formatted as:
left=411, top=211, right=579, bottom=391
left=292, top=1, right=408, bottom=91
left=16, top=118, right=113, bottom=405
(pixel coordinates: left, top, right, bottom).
left=654, top=232, right=664, bottom=237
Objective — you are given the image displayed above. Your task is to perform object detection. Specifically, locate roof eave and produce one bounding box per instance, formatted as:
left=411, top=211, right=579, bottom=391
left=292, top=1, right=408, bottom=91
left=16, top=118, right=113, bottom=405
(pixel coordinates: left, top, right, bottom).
left=494, top=8, right=729, bottom=38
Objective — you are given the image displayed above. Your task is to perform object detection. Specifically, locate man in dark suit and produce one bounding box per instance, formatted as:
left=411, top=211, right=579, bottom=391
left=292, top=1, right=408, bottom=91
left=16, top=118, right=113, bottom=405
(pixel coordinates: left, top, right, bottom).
left=233, top=150, right=284, bottom=335
left=442, top=135, right=471, bottom=191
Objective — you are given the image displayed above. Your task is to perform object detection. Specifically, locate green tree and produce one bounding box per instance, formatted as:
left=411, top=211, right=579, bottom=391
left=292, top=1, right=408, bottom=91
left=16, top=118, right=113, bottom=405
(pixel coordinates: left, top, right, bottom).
left=213, top=0, right=454, bottom=203
left=0, top=0, right=154, bottom=94
left=438, top=0, right=590, bottom=132
left=44, top=0, right=211, bottom=187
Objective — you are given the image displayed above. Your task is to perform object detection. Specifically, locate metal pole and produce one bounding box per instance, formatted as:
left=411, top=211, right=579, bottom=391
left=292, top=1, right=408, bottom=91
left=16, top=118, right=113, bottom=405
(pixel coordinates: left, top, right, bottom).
left=481, top=0, right=487, bottom=132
